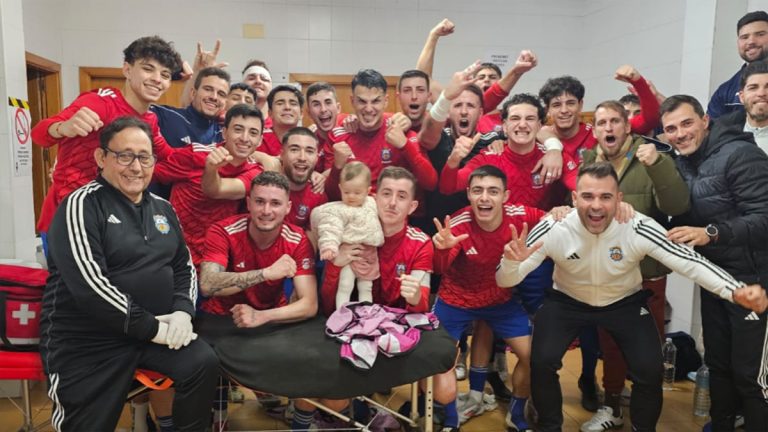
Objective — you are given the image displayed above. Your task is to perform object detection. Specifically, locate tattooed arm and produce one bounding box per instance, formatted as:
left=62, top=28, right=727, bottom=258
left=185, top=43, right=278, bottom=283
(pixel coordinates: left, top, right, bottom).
left=199, top=262, right=265, bottom=297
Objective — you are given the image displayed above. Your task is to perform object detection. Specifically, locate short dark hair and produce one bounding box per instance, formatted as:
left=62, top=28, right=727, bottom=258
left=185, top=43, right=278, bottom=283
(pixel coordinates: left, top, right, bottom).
left=502, top=93, right=547, bottom=122
left=306, top=82, right=337, bottom=101
left=194, top=67, right=230, bottom=89
left=224, top=103, right=264, bottom=129
left=123, top=36, right=182, bottom=75
left=351, top=69, right=388, bottom=92
left=229, top=82, right=258, bottom=100
left=398, top=69, right=430, bottom=91
left=659, top=94, right=705, bottom=119
left=341, top=161, right=371, bottom=184
left=468, top=165, right=507, bottom=190
left=737, top=11, right=768, bottom=33
left=99, top=116, right=153, bottom=150
left=282, top=126, right=318, bottom=148
left=577, top=161, right=619, bottom=187
left=619, top=94, right=639, bottom=105
left=461, top=85, right=485, bottom=105
left=241, top=59, right=270, bottom=75
left=740, top=60, right=768, bottom=89
left=594, top=100, right=629, bottom=122
left=539, top=76, right=585, bottom=107
left=477, top=63, right=502, bottom=78
left=250, top=171, right=290, bottom=194
left=378, top=166, right=417, bottom=196
left=267, top=85, right=305, bottom=110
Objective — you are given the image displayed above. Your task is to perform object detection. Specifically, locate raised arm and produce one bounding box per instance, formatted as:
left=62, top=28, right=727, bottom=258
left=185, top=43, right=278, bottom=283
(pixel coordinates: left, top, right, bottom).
left=496, top=221, right=549, bottom=288
left=484, top=50, right=538, bottom=111
left=614, top=65, right=661, bottom=135
left=180, top=40, right=228, bottom=107
left=634, top=144, right=690, bottom=216
left=201, top=146, right=247, bottom=200
left=416, top=18, right=455, bottom=98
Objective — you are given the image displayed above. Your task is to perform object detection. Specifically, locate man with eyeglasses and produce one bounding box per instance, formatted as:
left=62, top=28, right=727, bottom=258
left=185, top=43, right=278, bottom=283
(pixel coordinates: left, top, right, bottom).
left=41, top=116, right=219, bottom=432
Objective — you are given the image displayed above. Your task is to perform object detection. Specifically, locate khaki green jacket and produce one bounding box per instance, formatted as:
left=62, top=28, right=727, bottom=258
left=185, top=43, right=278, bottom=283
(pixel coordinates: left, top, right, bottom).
left=583, top=135, right=690, bottom=279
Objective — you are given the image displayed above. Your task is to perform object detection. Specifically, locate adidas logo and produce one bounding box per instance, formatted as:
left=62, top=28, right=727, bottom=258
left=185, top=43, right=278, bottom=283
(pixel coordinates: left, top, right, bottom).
left=107, top=214, right=122, bottom=224
left=236, top=262, right=246, bottom=269
left=97, top=88, right=116, bottom=98
left=181, top=136, right=191, bottom=144
left=466, top=247, right=478, bottom=255
left=745, top=312, right=760, bottom=321
left=640, top=307, right=649, bottom=316
left=566, top=253, right=580, bottom=260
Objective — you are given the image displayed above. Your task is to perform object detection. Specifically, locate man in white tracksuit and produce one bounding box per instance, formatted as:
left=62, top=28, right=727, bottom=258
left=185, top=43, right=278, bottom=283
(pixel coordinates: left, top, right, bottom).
left=495, top=161, right=768, bottom=432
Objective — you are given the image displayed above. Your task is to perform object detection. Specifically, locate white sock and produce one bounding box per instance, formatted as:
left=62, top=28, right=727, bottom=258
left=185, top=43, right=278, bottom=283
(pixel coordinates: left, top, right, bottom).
left=469, top=389, right=484, bottom=403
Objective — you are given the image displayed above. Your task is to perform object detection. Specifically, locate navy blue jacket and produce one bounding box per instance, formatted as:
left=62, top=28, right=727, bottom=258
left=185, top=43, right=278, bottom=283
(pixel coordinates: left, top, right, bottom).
left=707, top=65, right=745, bottom=119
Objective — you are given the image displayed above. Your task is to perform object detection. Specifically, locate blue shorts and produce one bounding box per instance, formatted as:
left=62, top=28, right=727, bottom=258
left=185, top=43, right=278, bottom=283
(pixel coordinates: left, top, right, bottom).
left=433, top=298, right=532, bottom=341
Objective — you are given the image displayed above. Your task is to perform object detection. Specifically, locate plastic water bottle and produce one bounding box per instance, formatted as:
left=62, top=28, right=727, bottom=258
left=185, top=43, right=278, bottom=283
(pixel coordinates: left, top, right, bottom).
left=693, top=363, right=710, bottom=417
left=662, top=337, right=677, bottom=390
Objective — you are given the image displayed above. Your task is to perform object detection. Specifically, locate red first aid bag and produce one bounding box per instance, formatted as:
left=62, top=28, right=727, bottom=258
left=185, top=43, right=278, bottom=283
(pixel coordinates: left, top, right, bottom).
left=0, top=264, right=48, bottom=351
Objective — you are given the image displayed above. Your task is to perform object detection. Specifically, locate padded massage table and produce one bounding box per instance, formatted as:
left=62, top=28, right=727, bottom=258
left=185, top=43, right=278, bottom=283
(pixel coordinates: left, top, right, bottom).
left=196, top=313, right=457, bottom=431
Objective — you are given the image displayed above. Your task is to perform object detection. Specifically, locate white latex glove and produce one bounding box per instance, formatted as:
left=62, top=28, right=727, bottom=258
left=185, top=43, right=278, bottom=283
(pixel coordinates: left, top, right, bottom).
left=156, top=311, right=194, bottom=350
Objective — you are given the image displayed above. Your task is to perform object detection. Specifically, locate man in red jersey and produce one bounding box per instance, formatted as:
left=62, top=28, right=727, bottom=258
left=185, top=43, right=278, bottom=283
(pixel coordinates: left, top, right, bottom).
left=31, top=36, right=181, bottom=233
left=439, top=93, right=579, bottom=211
left=198, top=171, right=317, bottom=323
left=325, top=69, right=437, bottom=200
left=153, top=104, right=265, bottom=267
left=538, top=66, right=660, bottom=163
left=433, top=165, right=546, bottom=431
left=397, top=69, right=432, bottom=132
left=305, top=82, right=343, bottom=174
left=260, top=85, right=304, bottom=156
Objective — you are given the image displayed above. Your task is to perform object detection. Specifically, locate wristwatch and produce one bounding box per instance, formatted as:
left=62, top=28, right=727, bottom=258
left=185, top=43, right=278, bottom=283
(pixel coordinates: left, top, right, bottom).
left=705, top=224, right=719, bottom=243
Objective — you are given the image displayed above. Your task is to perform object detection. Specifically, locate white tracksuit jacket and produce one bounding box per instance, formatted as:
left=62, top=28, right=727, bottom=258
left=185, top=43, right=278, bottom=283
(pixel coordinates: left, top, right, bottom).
left=496, top=212, right=741, bottom=307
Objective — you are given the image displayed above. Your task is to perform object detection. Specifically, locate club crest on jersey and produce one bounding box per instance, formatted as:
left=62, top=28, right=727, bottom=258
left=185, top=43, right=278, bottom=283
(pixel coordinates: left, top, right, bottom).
left=154, top=215, right=170, bottom=234
left=395, top=263, right=407, bottom=277
left=531, top=172, right=543, bottom=189
left=301, top=258, right=313, bottom=270
left=567, top=160, right=577, bottom=171
left=381, top=148, right=392, bottom=163
left=609, top=246, right=623, bottom=262
left=297, top=204, right=309, bottom=220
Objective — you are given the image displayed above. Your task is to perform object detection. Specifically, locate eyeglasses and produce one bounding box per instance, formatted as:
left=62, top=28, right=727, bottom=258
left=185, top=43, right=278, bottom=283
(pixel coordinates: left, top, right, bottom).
left=104, top=148, right=156, bottom=168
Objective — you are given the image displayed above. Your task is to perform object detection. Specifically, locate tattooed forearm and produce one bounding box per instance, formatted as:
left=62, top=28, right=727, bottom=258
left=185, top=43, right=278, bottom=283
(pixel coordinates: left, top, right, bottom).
left=199, top=262, right=267, bottom=297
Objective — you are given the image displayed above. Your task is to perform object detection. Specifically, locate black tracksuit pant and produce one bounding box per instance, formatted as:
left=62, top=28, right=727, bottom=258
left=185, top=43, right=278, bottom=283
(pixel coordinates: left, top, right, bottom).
left=701, top=289, right=768, bottom=432
left=46, top=339, right=219, bottom=431
left=531, top=290, right=663, bottom=432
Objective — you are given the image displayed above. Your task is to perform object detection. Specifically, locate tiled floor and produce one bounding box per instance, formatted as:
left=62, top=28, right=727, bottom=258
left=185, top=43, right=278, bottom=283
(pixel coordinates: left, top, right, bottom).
left=0, top=349, right=712, bottom=432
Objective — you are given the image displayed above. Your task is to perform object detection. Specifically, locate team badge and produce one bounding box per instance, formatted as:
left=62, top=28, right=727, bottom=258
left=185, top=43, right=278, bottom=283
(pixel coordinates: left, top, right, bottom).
left=297, top=204, right=309, bottom=220
left=381, top=148, right=392, bottom=163
left=567, top=160, right=577, bottom=171
left=531, top=173, right=543, bottom=189
left=609, top=246, right=623, bottom=262
left=153, top=215, right=170, bottom=234
left=395, top=263, right=407, bottom=277
left=301, top=258, right=314, bottom=270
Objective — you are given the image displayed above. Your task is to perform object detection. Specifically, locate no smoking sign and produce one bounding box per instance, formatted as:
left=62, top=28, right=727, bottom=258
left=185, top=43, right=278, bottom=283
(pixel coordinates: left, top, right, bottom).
left=8, top=97, right=32, bottom=176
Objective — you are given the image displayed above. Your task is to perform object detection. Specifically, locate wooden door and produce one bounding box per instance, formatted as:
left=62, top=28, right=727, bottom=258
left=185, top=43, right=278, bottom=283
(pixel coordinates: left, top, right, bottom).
left=289, top=73, right=401, bottom=127
left=79, top=67, right=186, bottom=107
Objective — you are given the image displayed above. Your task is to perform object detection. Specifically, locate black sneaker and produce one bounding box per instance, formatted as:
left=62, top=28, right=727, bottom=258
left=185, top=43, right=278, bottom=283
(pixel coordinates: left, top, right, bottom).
left=487, top=371, right=513, bottom=402
left=578, top=376, right=599, bottom=412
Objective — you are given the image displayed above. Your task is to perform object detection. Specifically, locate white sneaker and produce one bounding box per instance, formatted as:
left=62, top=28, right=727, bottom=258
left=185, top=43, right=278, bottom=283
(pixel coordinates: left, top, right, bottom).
left=580, top=406, right=624, bottom=432
left=456, top=392, right=497, bottom=424
left=455, top=362, right=467, bottom=381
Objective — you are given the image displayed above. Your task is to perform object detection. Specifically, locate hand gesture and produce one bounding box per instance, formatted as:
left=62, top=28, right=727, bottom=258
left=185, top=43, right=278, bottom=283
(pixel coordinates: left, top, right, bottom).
left=430, top=18, right=455, bottom=38
left=444, top=61, right=483, bottom=100
left=447, top=133, right=481, bottom=167
left=263, top=254, right=297, bottom=281
left=399, top=273, right=423, bottom=305
left=206, top=146, right=233, bottom=170
left=334, top=243, right=363, bottom=267
left=386, top=123, right=408, bottom=149
left=615, top=201, right=635, bottom=223
left=193, top=39, right=229, bottom=72
left=389, top=112, right=412, bottom=132
left=614, top=65, right=641, bottom=83
left=432, top=216, right=469, bottom=250
left=343, top=115, right=359, bottom=133
left=635, top=143, right=660, bottom=166
left=547, top=206, right=572, bottom=222
left=333, top=141, right=354, bottom=169
left=733, top=285, right=768, bottom=313
left=231, top=304, right=270, bottom=328
left=531, top=149, right=563, bottom=184
left=310, top=171, right=326, bottom=194
left=511, top=50, right=538, bottom=75
left=57, top=107, right=104, bottom=137
left=488, top=139, right=506, bottom=154
left=503, top=223, right=542, bottom=261
left=667, top=226, right=710, bottom=247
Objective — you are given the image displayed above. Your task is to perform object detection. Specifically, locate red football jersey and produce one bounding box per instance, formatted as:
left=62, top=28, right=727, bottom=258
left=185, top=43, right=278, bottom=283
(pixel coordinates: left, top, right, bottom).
left=31, top=87, right=174, bottom=231
left=260, top=128, right=282, bottom=156
left=435, top=205, right=545, bottom=308
left=561, top=122, right=597, bottom=163
left=476, top=112, right=504, bottom=134
left=200, top=215, right=315, bottom=315
left=439, top=145, right=578, bottom=210
left=288, top=185, right=328, bottom=229
left=153, top=143, right=263, bottom=266
left=320, top=225, right=433, bottom=316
